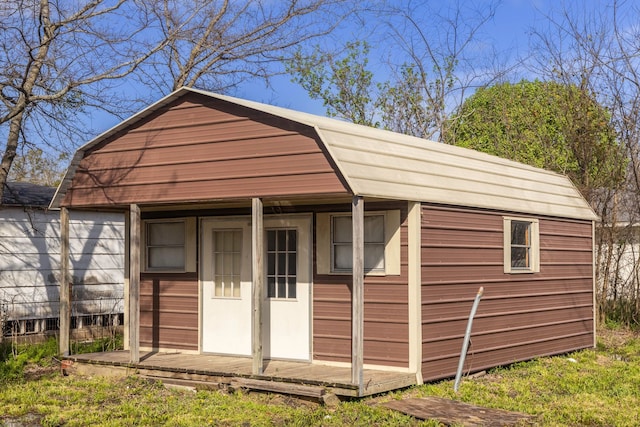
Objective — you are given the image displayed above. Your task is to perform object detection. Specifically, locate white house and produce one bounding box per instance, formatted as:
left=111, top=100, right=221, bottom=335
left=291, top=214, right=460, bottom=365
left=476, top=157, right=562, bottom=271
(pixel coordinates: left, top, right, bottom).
left=0, top=182, right=124, bottom=339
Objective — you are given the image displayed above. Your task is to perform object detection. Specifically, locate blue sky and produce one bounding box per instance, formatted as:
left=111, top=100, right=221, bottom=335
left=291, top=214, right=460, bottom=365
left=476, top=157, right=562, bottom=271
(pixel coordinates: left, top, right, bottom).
left=14, top=0, right=620, bottom=164
left=233, top=0, right=554, bottom=116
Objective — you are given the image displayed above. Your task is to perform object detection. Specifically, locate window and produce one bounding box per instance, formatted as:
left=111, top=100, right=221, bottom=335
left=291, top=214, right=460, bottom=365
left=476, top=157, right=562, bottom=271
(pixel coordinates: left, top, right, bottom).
left=503, top=217, right=540, bottom=273
left=316, top=210, right=401, bottom=275
left=212, top=229, right=242, bottom=298
left=143, top=218, right=196, bottom=272
left=267, top=229, right=297, bottom=299
left=331, top=214, right=385, bottom=272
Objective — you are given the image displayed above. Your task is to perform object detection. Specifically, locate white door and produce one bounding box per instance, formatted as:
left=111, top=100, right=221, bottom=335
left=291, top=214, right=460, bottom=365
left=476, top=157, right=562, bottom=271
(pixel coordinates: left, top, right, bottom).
left=201, top=218, right=252, bottom=355
left=263, top=215, right=312, bottom=361
left=200, top=215, right=311, bottom=360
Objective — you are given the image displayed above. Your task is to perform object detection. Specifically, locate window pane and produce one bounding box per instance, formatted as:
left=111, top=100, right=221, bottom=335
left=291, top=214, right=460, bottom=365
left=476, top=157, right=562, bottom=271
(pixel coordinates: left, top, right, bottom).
left=267, top=230, right=276, bottom=251
left=288, top=253, right=296, bottom=275
left=277, top=277, right=286, bottom=299
left=511, top=221, right=530, bottom=245
left=511, top=247, right=529, bottom=268
left=287, top=230, right=297, bottom=250
left=267, top=277, right=276, bottom=298
left=267, top=252, right=275, bottom=275
left=288, top=276, right=296, bottom=299
left=223, top=231, right=236, bottom=251
left=148, top=222, right=184, bottom=246
left=277, top=230, right=287, bottom=251
left=364, top=215, right=384, bottom=243
left=232, top=253, right=241, bottom=275
left=334, top=244, right=353, bottom=270
left=364, top=243, right=385, bottom=270
left=223, top=276, right=232, bottom=297
left=148, top=247, right=184, bottom=268
left=333, top=216, right=352, bottom=243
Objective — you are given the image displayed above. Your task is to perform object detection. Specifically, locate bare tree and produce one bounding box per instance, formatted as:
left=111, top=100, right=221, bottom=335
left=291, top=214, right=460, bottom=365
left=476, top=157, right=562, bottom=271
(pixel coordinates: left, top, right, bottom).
left=287, top=0, right=506, bottom=141
left=529, top=0, right=640, bottom=325
left=0, top=0, right=352, bottom=202
left=0, top=0, right=173, bottom=202
left=378, top=0, right=505, bottom=140
left=136, top=0, right=352, bottom=94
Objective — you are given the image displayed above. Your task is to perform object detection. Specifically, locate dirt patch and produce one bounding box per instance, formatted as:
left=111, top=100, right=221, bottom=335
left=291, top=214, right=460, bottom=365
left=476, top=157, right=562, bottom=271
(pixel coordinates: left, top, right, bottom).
left=1, top=413, right=43, bottom=427
left=22, top=363, right=58, bottom=381
left=597, top=327, right=638, bottom=351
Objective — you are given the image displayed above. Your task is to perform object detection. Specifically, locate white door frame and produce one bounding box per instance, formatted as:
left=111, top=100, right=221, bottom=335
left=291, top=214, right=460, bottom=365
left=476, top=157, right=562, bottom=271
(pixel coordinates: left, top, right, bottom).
left=199, top=214, right=312, bottom=360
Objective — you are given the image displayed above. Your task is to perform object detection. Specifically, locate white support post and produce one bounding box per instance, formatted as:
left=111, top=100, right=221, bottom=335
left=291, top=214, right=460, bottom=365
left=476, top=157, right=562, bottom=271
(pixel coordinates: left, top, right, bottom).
left=59, top=207, right=71, bottom=356
left=408, top=201, right=423, bottom=383
left=252, top=198, right=264, bottom=375
left=129, top=204, right=141, bottom=363
left=351, top=196, right=364, bottom=393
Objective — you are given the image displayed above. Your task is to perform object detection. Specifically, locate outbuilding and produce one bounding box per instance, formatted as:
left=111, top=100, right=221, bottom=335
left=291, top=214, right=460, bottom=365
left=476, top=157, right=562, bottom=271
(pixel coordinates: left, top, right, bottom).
left=52, top=87, right=596, bottom=396
left=1, top=182, right=123, bottom=341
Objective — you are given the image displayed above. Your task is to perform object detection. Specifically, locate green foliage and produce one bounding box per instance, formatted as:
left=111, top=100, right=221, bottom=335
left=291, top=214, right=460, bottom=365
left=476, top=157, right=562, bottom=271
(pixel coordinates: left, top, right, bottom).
left=71, top=334, right=124, bottom=354
left=444, top=80, right=627, bottom=195
left=376, top=65, right=431, bottom=138
left=287, top=41, right=454, bottom=140
left=0, top=338, right=57, bottom=382
left=600, top=299, right=640, bottom=331
left=1, top=329, right=639, bottom=426
left=286, top=41, right=378, bottom=127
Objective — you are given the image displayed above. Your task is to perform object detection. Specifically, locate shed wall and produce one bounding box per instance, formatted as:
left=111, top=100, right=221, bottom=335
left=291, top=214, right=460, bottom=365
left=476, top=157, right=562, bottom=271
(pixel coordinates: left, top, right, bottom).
left=62, top=93, right=348, bottom=208
left=140, top=273, right=198, bottom=351
left=0, top=208, right=124, bottom=321
left=313, top=201, right=410, bottom=368
left=421, top=205, right=594, bottom=381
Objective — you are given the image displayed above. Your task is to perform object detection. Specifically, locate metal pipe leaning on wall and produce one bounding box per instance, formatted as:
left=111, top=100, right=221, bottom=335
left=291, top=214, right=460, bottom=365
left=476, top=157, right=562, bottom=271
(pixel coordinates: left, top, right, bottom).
left=454, top=286, right=484, bottom=393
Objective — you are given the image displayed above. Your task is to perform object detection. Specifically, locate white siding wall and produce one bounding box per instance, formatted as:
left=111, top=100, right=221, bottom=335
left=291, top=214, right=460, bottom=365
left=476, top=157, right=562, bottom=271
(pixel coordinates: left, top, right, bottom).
left=0, top=207, right=124, bottom=321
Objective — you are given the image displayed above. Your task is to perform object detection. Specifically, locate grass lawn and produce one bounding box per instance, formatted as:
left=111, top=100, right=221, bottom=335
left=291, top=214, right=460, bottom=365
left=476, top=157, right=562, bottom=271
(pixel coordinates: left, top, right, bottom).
left=1, top=327, right=639, bottom=426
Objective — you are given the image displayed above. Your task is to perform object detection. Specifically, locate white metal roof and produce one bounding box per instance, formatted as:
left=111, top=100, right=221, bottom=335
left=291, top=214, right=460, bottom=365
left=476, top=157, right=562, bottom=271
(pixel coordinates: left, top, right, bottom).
left=51, top=87, right=598, bottom=221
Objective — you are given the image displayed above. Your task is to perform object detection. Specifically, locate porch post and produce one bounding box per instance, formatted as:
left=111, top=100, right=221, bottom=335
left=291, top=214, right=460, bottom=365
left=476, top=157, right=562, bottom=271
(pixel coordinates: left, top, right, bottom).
left=59, top=207, right=71, bottom=356
left=123, top=210, right=130, bottom=350
left=408, top=201, right=423, bottom=383
left=351, top=196, right=364, bottom=393
left=252, top=198, right=264, bottom=375
left=129, top=204, right=141, bottom=363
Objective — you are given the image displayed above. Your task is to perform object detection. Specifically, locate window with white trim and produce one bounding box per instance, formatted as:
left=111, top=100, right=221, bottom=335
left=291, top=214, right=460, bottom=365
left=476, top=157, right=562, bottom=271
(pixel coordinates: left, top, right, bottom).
left=315, top=210, right=401, bottom=276
left=145, top=220, right=185, bottom=271
left=331, top=214, right=385, bottom=273
left=503, top=217, right=540, bottom=273
left=143, top=217, right=196, bottom=272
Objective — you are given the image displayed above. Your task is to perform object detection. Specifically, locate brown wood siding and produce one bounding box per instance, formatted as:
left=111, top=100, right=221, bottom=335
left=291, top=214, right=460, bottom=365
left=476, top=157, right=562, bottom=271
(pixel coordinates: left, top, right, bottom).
left=140, top=273, right=198, bottom=351
left=313, top=202, right=410, bottom=368
left=62, top=94, right=348, bottom=208
left=421, top=205, right=594, bottom=382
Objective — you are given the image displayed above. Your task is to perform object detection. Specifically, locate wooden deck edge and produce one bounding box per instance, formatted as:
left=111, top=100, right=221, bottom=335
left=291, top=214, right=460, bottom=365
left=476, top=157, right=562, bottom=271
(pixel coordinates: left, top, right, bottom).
left=64, top=355, right=416, bottom=399
left=360, top=375, right=418, bottom=397
left=230, top=378, right=326, bottom=398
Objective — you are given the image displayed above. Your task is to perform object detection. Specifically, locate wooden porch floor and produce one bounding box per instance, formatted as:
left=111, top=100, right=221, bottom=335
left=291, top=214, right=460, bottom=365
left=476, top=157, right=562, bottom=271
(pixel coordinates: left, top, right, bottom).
left=65, top=351, right=417, bottom=398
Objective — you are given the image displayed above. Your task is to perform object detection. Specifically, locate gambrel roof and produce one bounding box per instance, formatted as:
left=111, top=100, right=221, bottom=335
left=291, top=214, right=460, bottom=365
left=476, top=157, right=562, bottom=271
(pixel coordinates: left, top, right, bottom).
left=52, top=87, right=598, bottom=221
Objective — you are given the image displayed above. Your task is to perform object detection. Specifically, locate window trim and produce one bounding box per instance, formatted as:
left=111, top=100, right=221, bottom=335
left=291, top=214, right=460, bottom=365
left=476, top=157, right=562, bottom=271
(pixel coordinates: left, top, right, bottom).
left=316, top=210, right=401, bottom=276
left=503, top=216, right=540, bottom=274
left=141, top=217, right=196, bottom=273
